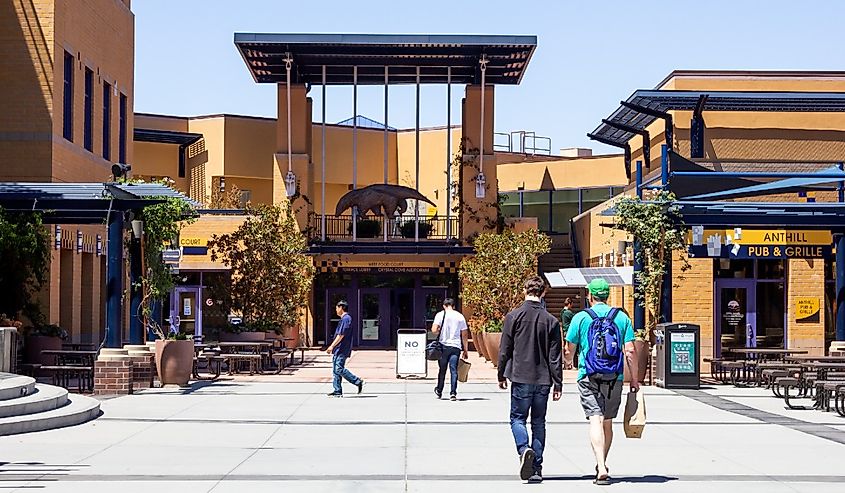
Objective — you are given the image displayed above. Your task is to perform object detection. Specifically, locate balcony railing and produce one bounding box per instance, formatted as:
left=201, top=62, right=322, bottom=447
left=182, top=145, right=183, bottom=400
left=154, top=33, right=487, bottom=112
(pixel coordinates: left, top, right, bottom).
left=311, top=214, right=459, bottom=241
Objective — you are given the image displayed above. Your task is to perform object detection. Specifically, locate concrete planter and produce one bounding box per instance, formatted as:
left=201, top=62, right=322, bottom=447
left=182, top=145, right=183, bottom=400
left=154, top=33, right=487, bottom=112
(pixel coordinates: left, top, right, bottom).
left=219, top=331, right=266, bottom=342
left=24, top=335, right=62, bottom=377
left=484, top=332, right=502, bottom=367
left=474, top=331, right=490, bottom=361
left=154, top=339, right=193, bottom=387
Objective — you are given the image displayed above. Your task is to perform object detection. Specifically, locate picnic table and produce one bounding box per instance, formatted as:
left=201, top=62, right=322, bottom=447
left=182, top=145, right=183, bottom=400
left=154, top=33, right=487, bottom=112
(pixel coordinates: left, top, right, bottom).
left=40, top=349, right=98, bottom=392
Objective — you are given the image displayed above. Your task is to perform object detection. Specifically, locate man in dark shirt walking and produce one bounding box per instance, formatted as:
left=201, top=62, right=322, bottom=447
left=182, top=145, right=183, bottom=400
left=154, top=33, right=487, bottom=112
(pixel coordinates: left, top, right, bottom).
left=326, top=301, right=364, bottom=397
left=498, top=276, right=563, bottom=483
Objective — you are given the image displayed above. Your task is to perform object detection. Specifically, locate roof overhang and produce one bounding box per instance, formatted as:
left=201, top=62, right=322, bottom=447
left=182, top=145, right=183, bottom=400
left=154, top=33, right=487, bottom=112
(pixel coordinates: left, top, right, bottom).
left=0, top=182, right=198, bottom=224
left=134, top=128, right=203, bottom=146
left=589, top=90, right=845, bottom=147
left=234, top=33, right=537, bottom=85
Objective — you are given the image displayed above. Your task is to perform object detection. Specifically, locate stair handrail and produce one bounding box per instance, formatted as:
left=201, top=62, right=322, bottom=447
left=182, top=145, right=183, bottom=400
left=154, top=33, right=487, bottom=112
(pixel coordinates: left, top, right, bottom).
left=569, top=218, right=583, bottom=268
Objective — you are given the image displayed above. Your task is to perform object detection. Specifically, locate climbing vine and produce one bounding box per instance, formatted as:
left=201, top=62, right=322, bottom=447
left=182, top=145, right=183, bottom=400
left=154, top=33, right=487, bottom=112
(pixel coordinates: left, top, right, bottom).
left=613, top=190, right=689, bottom=331
left=0, top=207, right=50, bottom=321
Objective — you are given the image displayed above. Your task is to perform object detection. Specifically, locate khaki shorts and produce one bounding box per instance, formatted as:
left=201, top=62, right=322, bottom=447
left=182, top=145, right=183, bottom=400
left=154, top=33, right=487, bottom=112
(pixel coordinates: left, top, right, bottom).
left=578, top=376, right=624, bottom=419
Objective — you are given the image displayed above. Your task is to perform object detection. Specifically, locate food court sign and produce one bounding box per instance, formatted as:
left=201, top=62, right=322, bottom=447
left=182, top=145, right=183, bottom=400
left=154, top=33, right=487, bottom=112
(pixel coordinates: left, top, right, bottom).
left=688, top=228, right=832, bottom=259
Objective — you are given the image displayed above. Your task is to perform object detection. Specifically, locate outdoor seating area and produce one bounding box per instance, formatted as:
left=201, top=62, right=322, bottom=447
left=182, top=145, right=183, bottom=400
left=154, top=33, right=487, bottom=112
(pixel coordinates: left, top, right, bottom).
left=192, top=339, right=309, bottom=379
left=707, top=348, right=845, bottom=417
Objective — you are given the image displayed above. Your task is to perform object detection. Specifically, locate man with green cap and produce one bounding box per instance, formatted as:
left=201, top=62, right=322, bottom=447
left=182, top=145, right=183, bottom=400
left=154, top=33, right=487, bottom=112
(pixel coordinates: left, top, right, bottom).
left=565, top=278, right=638, bottom=486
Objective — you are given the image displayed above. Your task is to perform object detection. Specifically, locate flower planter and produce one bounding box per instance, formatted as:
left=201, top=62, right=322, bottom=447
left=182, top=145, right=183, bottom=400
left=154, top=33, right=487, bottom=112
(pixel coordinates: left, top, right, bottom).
left=484, top=332, right=502, bottom=367
left=475, top=331, right=490, bottom=361
left=219, top=331, right=266, bottom=342
left=283, top=326, right=301, bottom=349
left=471, top=331, right=485, bottom=357
left=154, top=339, right=194, bottom=387
left=24, top=335, right=62, bottom=377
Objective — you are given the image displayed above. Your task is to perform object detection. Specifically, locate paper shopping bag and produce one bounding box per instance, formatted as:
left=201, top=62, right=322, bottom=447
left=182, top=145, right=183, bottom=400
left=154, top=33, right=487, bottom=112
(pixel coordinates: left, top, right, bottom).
left=457, top=358, right=471, bottom=382
left=623, top=390, right=647, bottom=438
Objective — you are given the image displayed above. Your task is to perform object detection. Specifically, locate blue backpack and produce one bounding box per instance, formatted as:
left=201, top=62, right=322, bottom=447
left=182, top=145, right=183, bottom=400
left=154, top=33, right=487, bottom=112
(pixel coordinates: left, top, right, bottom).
left=584, top=308, right=624, bottom=380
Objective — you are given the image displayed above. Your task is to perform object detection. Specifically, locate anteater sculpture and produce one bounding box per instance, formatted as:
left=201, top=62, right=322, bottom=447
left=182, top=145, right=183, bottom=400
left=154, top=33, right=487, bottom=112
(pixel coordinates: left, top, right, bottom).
left=335, top=184, right=435, bottom=219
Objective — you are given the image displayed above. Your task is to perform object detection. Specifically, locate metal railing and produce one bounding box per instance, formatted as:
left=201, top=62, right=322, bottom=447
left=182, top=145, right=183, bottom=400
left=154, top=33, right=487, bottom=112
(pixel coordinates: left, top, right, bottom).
left=494, top=131, right=552, bottom=155
left=312, top=214, right=460, bottom=241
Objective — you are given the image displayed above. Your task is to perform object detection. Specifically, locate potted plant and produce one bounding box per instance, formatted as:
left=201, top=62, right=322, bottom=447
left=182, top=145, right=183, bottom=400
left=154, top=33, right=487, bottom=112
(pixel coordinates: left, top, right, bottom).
left=400, top=221, right=433, bottom=239
left=468, top=316, right=489, bottom=361
left=347, top=218, right=381, bottom=238
left=154, top=330, right=193, bottom=387
left=482, top=319, right=503, bottom=367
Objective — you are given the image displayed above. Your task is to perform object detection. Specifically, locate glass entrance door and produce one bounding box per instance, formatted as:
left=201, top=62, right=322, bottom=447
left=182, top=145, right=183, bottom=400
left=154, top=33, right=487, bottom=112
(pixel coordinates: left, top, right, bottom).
left=359, top=289, right=390, bottom=347
left=172, top=287, right=202, bottom=340
left=715, top=280, right=756, bottom=356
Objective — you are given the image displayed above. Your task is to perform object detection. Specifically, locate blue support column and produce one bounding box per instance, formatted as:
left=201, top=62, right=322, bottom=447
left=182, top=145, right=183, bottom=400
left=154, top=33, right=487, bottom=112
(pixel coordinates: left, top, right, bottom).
left=660, top=143, right=672, bottom=324
left=633, top=160, right=645, bottom=332
left=106, top=213, right=124, bottom=348
left=128, top=236, right=143, bottom=344
left=837, top=234, right=845, bottom=341
left=661, top=144, right=669, bottom=188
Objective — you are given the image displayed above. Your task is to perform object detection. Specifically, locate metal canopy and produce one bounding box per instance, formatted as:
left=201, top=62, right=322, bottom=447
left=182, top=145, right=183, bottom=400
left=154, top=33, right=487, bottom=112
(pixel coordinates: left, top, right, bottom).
left=674, top=201, right=845, bottom=229
left=134, top=128, right=203, bottom=146
left=0, top=182, right=198, bottom=224
left=234, top=33, right=537, bottom=85
left=685, top=165, right=845, bottom=200
left=589, top=90, right=845, bottom=147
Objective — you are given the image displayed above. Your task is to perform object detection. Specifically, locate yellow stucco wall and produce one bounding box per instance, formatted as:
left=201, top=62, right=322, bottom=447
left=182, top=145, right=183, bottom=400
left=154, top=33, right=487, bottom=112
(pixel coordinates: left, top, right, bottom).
left=497, top=154, right=627, bottom=192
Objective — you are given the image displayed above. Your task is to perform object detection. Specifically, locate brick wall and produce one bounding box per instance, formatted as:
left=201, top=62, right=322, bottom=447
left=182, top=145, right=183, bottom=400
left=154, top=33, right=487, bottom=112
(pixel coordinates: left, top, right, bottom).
left=787, top=259, right=825, bottom=355
left=672, top=255, right=714, bottom=366
left=93, top=358, right=131, bottom=395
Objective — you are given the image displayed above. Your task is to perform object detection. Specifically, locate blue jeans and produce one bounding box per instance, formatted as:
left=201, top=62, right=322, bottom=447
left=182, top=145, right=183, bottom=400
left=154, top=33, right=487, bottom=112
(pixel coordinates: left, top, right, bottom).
left=437, top=346, right=461, bottom=396
left=510, top=383, right=551, bottom=471
left=332, top=353, right=361, bottom=394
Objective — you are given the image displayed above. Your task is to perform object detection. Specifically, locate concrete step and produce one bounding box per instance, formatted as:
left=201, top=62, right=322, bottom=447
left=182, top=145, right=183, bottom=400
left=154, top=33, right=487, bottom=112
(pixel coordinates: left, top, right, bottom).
left=0, top=393, right=100, bottom=436
left=0, top=384, right=69, bottom=418
left=0, top=373, right=36, bottom=401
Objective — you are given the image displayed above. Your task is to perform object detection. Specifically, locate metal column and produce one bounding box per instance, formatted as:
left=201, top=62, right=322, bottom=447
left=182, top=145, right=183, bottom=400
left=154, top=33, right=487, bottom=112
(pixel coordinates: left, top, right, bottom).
left=660, top=144, right=672, bottom=324
left=838, top=234, right=845, bottom=341
left=414, top=66, right=420, bottom=242
left=321, top=65, right=326, bottom=242
left=384, top=66, right=389, bottom=242
left=128, top=234, right=143, bottom=344
left=446, top=67, right=452, bottom=239
left=633, top=160, right=645, bottom=333
left=105, top=212, right=124, bottom=348
left=352, top=66, right=358, bottom=241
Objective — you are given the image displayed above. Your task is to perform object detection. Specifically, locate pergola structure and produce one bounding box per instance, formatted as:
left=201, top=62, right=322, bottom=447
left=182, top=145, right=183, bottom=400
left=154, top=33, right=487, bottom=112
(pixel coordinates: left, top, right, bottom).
left=588, top=90, right=845, bottom=342
left=0, top=182, right=197, bottom=348
left=234, top=33, right=537, bottom=246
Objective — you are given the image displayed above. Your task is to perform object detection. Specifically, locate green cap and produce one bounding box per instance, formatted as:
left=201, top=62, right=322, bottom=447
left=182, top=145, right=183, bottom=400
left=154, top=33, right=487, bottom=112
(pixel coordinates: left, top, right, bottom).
left=587, top=278, right=610, bottom=298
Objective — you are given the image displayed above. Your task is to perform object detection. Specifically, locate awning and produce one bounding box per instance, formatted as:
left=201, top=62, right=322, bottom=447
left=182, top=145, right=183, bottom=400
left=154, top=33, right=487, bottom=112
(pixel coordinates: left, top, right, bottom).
left=685, top=165, right=845, bottom=200
left=234, top=33, right=537, bottom=85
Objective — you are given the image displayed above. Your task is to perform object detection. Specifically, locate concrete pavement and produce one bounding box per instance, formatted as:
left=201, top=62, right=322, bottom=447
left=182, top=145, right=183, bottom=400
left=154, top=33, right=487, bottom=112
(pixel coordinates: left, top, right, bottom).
left=1, top=352, right=845, bottom=492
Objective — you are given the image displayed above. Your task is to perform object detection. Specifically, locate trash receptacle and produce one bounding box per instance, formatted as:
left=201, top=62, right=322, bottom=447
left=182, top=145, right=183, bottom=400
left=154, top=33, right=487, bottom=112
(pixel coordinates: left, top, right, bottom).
left=654, top=322, right=700, bottom=389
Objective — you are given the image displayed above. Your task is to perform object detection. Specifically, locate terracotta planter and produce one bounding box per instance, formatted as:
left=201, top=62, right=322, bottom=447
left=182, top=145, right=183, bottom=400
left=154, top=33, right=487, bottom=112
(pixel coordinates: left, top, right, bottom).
left=154, top=339, right=194, bottom=386
left=24, top=335, right=62, bottom=377
left=471, top=331, right=485, bottom=357
left=219, top=331, right=266, bottom=342
left=476, top=331, right=491, bottom=361
left=283, top=326, right=301, bottom=349
left=484, top=332, right=502, bottom=367
left=623, top=340, right=650, bottom=383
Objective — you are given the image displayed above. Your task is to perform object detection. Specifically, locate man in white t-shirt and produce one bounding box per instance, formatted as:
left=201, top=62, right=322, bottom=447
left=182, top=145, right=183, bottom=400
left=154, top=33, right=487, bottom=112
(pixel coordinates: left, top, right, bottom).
left=431, top=298, right=469, bottom=401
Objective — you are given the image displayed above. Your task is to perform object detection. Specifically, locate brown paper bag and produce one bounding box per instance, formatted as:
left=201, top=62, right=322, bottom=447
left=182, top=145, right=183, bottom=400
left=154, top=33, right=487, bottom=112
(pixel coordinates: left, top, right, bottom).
left=623, top=390, right=646, bottom=438
left=457, top=358, right=471, bottom=382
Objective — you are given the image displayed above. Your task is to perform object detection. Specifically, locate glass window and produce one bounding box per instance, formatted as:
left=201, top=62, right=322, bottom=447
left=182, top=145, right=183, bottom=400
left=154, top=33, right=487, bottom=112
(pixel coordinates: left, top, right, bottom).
left=551, top=189, right=579, bottom=233
left=716, top=259, right=754, bottom=279
left=757, top=260, right=785, bottom=279
left=756, top=282, right=785, bottom=348
left=62, top=52, right=74, bottom=142
left=83, top=68, right=93, bottom=151
left=522, top=191, right=550, bottom=231
left=119, top=93, right=127, bottom=163
left=581, top=187, right=612, bottom=203
left=102, top=82, right=111, bottom=160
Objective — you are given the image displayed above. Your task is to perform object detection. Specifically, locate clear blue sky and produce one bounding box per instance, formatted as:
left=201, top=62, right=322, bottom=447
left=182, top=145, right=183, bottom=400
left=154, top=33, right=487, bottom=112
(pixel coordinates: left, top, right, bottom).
left=134, top=0, right=845, bottom=154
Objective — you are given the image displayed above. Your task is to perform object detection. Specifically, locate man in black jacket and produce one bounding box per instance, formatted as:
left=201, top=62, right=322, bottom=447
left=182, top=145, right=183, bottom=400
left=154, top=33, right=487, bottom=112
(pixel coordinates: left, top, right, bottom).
left=498, top=275, right=563, bottom=484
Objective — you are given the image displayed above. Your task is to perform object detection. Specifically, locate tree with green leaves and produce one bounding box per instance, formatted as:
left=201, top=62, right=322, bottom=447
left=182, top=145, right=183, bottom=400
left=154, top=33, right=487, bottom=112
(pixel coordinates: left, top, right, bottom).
left=209, top=204, right=315, bottom=331
left=0, top=207, right=50, bottom=322
left=459, top=228, right=551, bottom=331
left=612, top=190, right=689, bottom=332
left=134, top=192, right=196, bottom=339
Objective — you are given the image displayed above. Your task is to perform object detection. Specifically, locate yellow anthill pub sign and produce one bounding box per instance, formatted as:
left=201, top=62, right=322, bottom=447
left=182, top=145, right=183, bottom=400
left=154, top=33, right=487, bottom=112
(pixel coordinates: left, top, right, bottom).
left=688, top=228, right=833, bottom=259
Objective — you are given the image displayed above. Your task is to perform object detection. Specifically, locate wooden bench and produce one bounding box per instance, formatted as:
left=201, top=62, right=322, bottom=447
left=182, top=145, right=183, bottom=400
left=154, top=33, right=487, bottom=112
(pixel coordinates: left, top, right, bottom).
left=270, top=349, right=293, bottom=374
left=223, top=354, right=262, bottom=375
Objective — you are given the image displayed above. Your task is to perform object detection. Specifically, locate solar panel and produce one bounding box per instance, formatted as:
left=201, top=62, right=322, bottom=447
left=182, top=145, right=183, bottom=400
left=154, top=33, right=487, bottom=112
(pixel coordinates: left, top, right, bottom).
left=551, top=267, right=633, bottom=288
